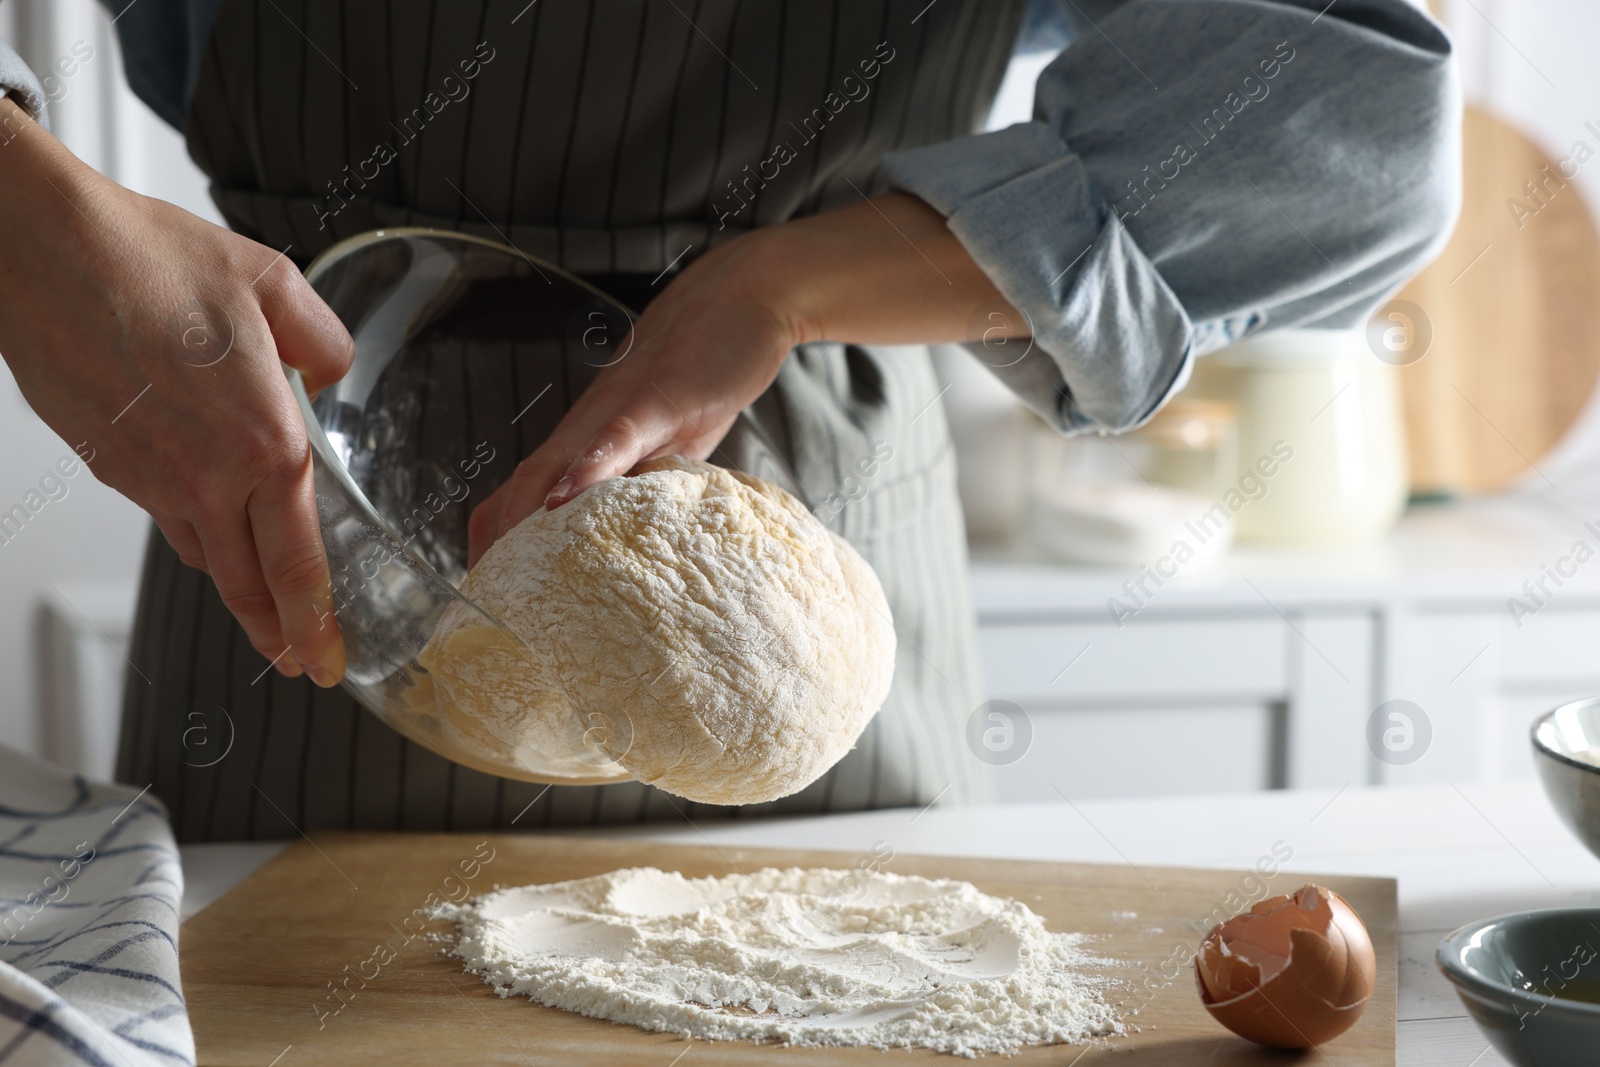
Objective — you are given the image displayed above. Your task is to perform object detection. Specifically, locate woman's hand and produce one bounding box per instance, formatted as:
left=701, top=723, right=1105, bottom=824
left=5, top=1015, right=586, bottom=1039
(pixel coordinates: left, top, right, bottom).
left=0, top=98, right=353, bottom=685
left=467, top=191, right=1024, bottom=564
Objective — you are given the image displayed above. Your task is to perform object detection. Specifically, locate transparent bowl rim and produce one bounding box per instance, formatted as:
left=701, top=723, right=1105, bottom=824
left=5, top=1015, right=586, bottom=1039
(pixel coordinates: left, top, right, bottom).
left=287, top=225, right=637, bottom=615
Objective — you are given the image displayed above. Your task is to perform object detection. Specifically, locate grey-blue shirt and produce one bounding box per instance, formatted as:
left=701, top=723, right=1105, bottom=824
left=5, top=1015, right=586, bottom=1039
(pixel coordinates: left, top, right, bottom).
left=0, top=0, right=1459, bottom=434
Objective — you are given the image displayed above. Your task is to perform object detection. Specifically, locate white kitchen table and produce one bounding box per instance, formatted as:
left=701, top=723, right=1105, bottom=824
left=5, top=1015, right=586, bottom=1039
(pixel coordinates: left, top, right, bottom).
left=180, top=781, right=1600, bottom=1065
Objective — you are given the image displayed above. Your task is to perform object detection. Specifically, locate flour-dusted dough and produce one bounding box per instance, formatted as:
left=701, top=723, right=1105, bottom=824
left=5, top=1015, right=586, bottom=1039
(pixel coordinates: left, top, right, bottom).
left=417, top=457, right=895, bottom=804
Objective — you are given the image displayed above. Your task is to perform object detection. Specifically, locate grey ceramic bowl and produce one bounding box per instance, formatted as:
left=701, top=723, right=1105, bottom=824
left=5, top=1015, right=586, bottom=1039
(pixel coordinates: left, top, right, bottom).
left=1438, top=909, right=1600, bottom=1067
left=1533, top=698, right=1600, bottom=862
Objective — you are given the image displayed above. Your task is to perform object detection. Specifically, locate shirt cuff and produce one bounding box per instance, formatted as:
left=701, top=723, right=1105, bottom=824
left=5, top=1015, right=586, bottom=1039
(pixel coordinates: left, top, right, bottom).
left=0, top=42, right=50, bottom=130
left=882, top=122, right=1191, bottom=434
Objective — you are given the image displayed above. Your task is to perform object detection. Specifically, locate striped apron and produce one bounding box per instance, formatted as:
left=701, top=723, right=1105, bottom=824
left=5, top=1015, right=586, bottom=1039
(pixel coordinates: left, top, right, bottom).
left=117, top=0, right=1029, bottom=840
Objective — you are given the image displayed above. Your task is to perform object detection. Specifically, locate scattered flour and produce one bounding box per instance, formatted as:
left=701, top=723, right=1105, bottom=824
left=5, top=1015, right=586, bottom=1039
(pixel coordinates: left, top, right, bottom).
left=437, top=866, right=1124, bottom=1058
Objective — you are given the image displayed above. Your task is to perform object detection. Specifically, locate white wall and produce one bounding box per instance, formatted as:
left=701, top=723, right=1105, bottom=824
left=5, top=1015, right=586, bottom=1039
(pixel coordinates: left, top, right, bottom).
left=0, top=0, right=220, bottom=759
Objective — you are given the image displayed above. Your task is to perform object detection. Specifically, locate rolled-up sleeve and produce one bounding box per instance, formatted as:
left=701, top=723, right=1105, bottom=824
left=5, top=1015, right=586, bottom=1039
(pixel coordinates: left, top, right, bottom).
left=0, top=40, right=50, bottom=129
left=882, top=0, right=1460, bottom=434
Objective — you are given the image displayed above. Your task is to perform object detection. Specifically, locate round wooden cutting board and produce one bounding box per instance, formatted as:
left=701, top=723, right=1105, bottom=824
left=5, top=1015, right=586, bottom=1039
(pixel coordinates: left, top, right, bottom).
left=1391, top=104, right=1600, bottom=494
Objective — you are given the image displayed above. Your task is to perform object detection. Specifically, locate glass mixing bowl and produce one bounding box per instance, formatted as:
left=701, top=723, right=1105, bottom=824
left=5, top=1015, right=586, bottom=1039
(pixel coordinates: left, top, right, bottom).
left=289, top=228, right=662, bottom=785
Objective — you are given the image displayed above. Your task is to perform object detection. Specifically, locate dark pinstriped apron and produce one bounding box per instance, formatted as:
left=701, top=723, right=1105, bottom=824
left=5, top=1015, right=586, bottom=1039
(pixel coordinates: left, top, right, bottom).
left=117, top=0, right=1028, bottom=840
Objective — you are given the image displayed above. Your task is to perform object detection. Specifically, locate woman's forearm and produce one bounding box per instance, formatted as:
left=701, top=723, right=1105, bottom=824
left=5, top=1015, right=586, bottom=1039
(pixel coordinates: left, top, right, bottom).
left=749, top=191, right=1030, bottom=350
left=467, top=191, right=1029, bottom=553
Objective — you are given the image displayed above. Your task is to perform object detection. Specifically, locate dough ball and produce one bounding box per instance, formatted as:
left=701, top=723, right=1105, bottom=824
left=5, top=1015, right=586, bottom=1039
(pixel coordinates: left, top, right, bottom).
left=417, top=457, right=895, bottom=804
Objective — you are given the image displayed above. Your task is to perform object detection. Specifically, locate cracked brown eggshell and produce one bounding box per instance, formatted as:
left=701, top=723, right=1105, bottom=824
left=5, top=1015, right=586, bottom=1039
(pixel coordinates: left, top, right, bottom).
left=418, top=457, right=896, bottom=805
left=1194, top=884, right=1377, bottom=1049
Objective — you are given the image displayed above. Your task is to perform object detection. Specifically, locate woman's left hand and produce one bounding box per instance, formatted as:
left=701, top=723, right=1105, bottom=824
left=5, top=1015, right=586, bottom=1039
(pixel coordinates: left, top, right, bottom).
left=466, top=191, right=1024, bottom=565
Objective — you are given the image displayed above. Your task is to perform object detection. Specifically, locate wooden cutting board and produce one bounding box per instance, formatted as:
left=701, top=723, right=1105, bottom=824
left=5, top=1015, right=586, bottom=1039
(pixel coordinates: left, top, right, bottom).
left=1392, top=104, right=1600, bottom=494
left=180, top=833, right=1396, bottom=1065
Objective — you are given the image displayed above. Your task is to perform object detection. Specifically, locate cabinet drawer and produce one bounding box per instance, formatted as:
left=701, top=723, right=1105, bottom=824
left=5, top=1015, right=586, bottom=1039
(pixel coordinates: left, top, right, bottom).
left=1495, top=610, right=1600, bottom=684
left=977, top=618, right=1288, bottom=703
left=991, top=704, right=1279, bottom=802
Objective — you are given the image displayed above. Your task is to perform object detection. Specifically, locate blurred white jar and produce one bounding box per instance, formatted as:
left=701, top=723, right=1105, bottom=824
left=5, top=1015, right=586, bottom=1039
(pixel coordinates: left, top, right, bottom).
left=1189, top=329, right=1408, bottom=544
left=1023, top=398, right=1239, bottom=566
left=930, top=344, right=1032, bottom=545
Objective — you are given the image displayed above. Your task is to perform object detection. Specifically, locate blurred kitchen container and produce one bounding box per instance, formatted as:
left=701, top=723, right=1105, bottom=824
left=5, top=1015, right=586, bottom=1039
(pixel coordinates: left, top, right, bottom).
left=1188, top=329, right=1408, bottom=544
left=931, top=344, right=1033, bottom=545
left=1023, top=399, right=1238, bottom=566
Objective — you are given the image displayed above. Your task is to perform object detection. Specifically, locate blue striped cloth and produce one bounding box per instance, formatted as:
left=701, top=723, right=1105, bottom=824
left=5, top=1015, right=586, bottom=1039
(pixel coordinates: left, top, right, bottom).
left=0, top=746, right=190, bottom=1066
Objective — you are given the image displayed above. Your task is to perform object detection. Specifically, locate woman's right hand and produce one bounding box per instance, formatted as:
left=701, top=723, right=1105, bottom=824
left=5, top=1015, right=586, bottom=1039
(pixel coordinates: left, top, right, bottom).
left=0, top=98, right=353, bottom=685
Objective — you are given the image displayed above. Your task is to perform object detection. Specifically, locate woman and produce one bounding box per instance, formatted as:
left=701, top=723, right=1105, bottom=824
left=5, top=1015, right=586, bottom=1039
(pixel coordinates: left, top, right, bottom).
left=0, top=0, right=1458, bottom=838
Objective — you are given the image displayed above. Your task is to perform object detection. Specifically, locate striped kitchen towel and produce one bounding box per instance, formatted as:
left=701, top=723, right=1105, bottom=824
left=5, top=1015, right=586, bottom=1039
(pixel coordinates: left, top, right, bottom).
left=0, top=744, right=190, bottom=1066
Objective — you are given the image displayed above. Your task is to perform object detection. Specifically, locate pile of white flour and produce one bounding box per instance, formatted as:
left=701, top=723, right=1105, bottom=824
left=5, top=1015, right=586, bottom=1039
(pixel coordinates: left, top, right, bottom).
left=437, top=866, right=1123, bottom=1057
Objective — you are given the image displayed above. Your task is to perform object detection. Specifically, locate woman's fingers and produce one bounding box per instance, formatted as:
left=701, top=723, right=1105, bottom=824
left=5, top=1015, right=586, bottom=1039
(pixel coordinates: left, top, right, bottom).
left=196, top=449, right=342, bottom=686
left=152, top=513, right=210, bottom=575
left=545, top=410, right=670, bottom=507
left=245, top=452, right=345, bottom=686
left=229, top=272, right=348, bottom=684
left=462, top=236, right=800, bottom=567
left=465, top=492, right=506, bottom=569
left=465, top=390, right=682, bottom=565
left=508, top=387, right=693, bottom=516
left=197, top=515, right=297, bottom=677
left=482, top=435, right=572, bottom=540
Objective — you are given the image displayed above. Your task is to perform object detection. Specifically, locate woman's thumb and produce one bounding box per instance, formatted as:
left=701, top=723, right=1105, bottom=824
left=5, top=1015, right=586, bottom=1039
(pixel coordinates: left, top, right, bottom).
left=256, top=265, right=355, bottom=395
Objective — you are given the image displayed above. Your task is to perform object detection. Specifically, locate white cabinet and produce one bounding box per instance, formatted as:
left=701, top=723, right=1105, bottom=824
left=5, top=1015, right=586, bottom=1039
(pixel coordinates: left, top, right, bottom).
left=1006, top=702, right=1281, bottom=802
left=973, top=607, right=1379, bottom=802
left=975, top=616, right=1293, bottom=801
left=976, top=617, right=1287, bottom=703
left=1386, top=605, right=1600, bottom=786
left=969, top=499, right=1600, bottom=801
left=966, top=607, right=1382, bottom=799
